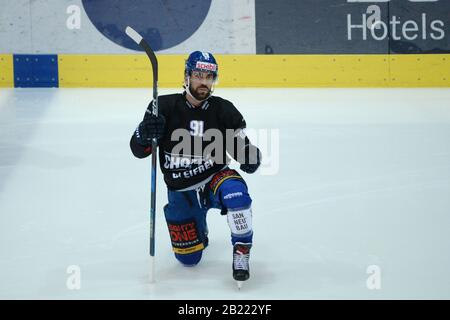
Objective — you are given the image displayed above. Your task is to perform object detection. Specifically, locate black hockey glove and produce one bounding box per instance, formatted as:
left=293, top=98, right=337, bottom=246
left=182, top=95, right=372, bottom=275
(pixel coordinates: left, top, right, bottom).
left=135, top=114, right=166, bottom=146
left=239, top=144, right=261, bottom=174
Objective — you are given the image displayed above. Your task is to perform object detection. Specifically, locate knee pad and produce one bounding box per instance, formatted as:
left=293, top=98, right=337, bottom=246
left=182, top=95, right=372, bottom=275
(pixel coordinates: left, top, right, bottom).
left=175, top=251, right=203, bottom=267
left=219, top=178, right=252, bottom=210
left=210, top=169, right=252, bottom=210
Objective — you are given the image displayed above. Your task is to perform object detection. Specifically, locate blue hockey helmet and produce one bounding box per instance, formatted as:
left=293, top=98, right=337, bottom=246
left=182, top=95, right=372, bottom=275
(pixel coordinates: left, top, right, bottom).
left=185, top=51, right=218, bottom=80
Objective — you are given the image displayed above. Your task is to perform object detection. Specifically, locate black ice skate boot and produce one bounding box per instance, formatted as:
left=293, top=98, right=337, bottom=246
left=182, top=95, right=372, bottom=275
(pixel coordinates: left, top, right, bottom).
left=232, top=242, right=252, bottom=289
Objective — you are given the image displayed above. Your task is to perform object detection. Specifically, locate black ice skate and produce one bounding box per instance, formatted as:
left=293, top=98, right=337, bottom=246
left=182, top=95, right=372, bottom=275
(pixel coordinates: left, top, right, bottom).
left=232, top=242, right=252, bottom=289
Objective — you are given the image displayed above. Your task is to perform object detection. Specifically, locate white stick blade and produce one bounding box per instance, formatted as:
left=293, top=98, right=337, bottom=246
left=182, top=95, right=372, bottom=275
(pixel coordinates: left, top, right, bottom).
left=125, top=26, right=143, bottom=45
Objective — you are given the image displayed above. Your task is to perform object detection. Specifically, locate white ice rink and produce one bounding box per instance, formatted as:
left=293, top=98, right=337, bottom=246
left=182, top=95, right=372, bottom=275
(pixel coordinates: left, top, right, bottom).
left=0, top=88, right=449, bottom=299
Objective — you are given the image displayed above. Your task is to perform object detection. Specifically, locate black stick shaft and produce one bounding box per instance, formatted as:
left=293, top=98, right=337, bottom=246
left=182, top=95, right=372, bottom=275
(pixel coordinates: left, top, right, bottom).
left=125, top=27, right=158, bottom=259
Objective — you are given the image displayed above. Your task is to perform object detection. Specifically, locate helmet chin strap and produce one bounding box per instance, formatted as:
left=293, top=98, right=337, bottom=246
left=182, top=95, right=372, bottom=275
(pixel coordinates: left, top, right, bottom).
left=184, top=77, right=214, bottom=104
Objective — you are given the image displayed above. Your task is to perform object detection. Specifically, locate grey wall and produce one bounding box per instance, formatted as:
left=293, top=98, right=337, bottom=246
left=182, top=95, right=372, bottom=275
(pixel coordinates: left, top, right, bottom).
left=0, top=0, right=256, bottom=54
left=1, top=0, right=447, bottom=55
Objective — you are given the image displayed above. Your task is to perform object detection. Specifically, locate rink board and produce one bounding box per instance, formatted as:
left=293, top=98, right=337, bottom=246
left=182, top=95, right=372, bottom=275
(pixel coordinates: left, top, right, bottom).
left=58, top=54, right=450, bottom=88
left=13, top=54, right=59, bottom=88
left=1, top=54, right=449, bottom=88
left=0, top=54, right=13, bottom=87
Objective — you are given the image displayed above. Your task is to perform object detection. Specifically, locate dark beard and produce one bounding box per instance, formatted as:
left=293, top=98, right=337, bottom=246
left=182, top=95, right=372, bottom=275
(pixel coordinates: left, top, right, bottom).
left=190, top=84, right=211, bottom=101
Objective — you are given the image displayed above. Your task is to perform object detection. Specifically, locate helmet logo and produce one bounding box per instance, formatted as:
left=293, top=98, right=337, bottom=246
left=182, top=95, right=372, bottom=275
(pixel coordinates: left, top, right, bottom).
left=201, top=52, right=210, bottom=60
left=195, top=61, right=217, bottom=72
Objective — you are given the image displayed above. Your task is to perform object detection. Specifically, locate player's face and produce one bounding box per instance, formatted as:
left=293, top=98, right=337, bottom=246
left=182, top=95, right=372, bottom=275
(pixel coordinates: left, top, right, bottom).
left=189, top=71, right=214, bottom=100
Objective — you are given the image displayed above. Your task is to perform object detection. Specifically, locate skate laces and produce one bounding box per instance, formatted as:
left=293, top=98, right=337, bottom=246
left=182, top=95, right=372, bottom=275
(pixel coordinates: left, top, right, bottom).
left=233, top=245, right=250, bottom=270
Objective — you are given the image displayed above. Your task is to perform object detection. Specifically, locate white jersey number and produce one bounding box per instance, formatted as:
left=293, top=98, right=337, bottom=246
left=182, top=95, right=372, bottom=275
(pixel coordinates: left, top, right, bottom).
left=190, top=120, right=204, bottom=137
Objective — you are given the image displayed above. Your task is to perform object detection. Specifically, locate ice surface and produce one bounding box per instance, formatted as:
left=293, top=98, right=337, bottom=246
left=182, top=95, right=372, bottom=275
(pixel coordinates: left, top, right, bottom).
left=0, top=87, right=449, bottom=299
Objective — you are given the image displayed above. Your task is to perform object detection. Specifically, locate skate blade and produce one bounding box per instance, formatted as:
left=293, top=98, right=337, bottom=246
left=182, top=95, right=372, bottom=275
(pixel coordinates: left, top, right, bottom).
left=236, top=281, right=243, bottom=290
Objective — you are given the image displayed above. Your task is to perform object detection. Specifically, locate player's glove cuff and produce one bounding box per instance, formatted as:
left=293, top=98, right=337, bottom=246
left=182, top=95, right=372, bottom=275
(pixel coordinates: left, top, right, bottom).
left=239, top=144, right=261, bottom=174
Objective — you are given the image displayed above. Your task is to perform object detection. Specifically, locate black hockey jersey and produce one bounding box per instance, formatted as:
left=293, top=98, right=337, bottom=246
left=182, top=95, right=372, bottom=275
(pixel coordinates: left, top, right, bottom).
left=130, top=93, right=247, bottom=191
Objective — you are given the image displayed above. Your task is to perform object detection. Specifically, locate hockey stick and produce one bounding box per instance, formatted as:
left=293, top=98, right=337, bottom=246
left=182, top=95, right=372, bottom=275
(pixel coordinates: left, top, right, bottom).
left=125, top=26, right=159, bottom=283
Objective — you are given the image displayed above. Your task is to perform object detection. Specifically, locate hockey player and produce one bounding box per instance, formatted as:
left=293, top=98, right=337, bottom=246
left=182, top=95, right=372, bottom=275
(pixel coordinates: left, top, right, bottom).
left=130, top=51, right=261, bottom=286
